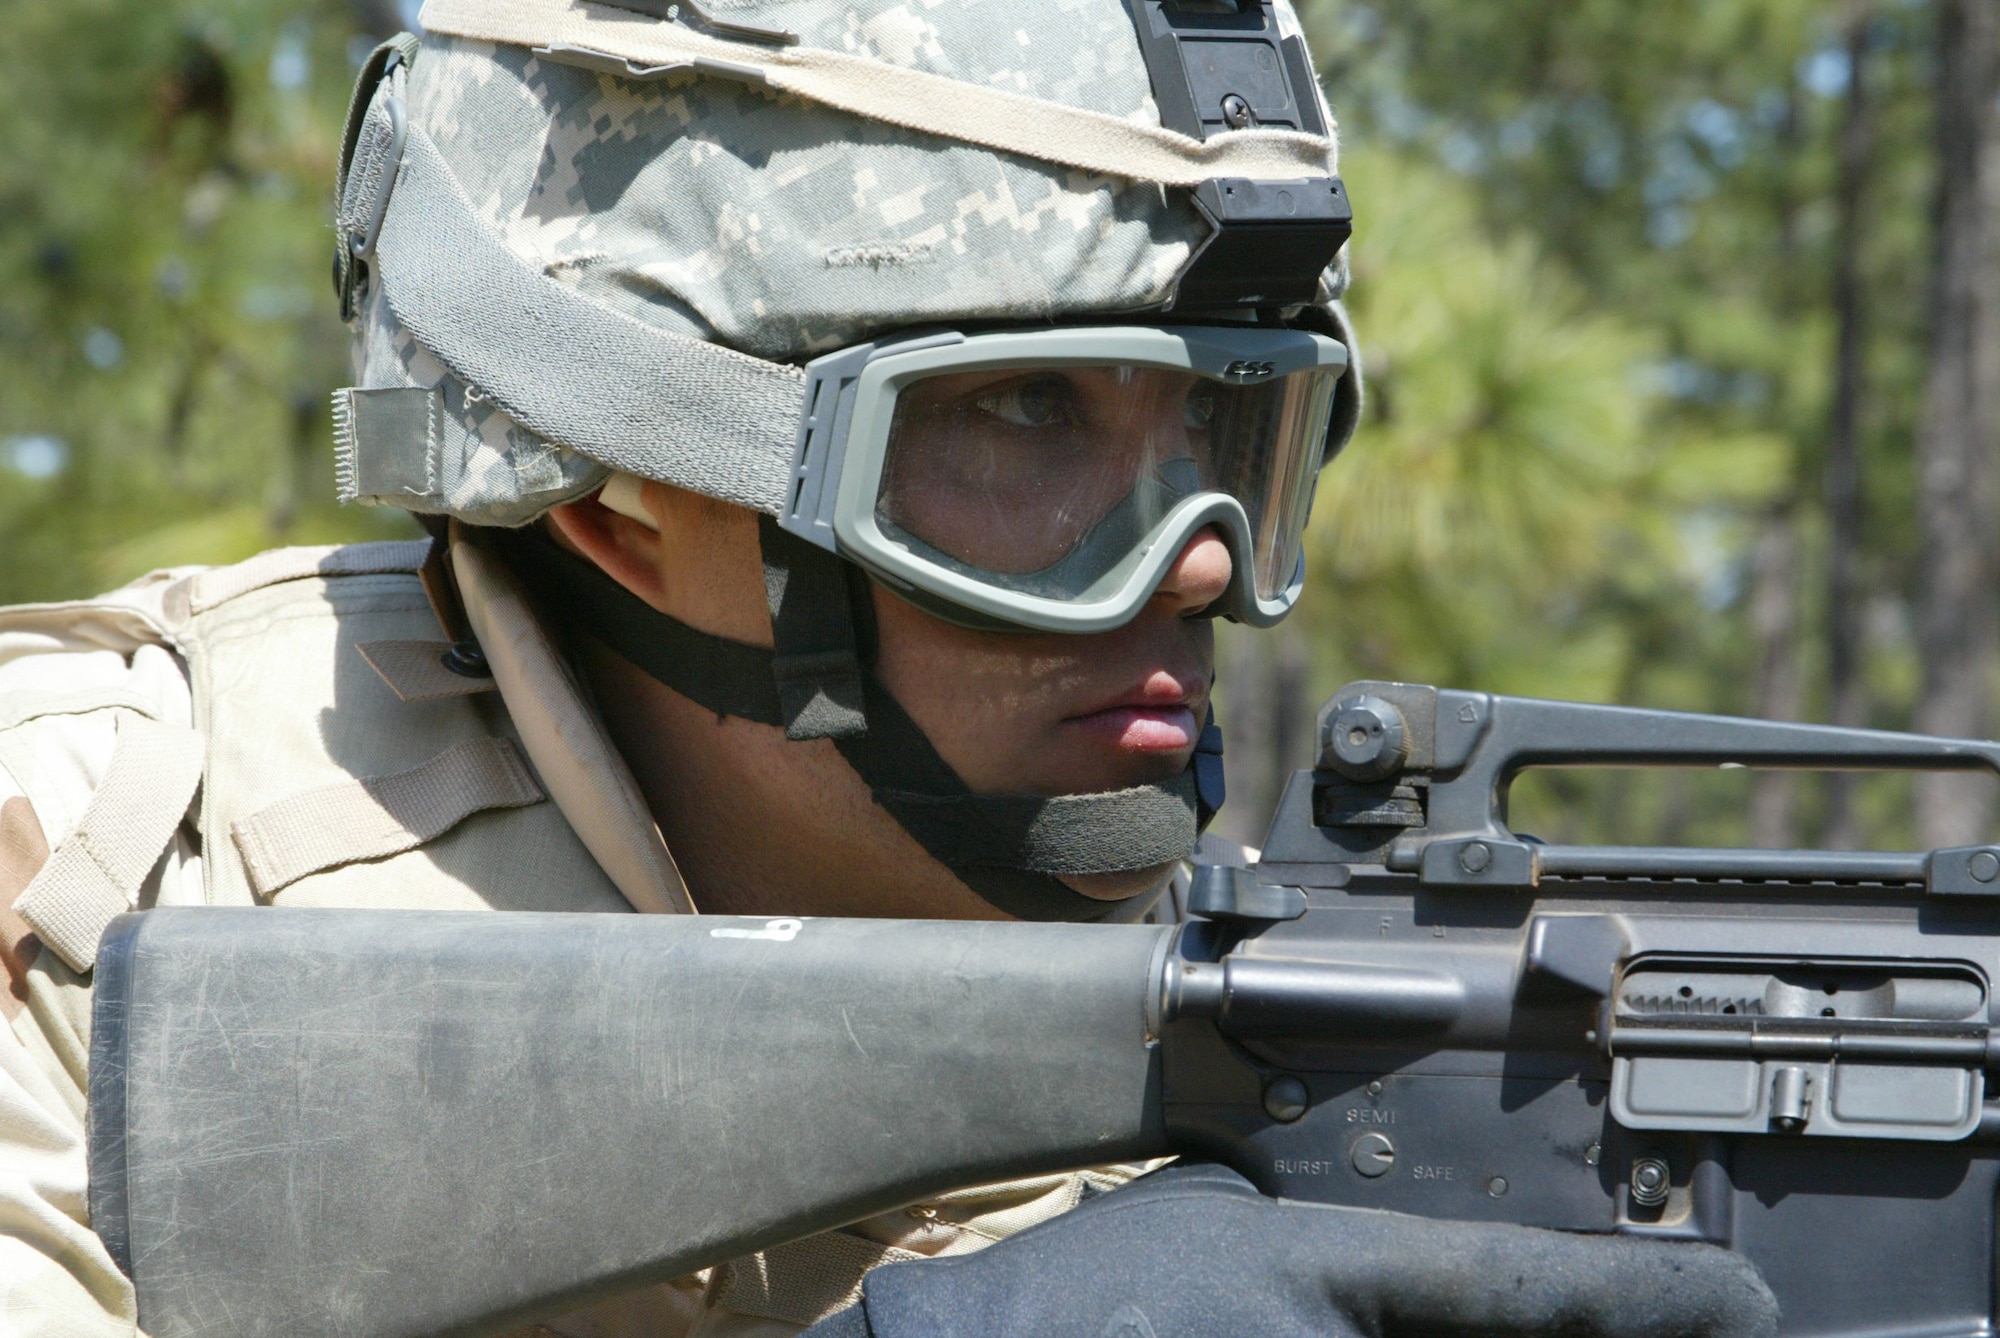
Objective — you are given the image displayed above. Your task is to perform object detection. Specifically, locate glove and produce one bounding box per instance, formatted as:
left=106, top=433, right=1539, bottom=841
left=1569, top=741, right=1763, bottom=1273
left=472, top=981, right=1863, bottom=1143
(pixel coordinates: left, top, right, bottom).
left=804, top=1162, right=1778, bottom=1338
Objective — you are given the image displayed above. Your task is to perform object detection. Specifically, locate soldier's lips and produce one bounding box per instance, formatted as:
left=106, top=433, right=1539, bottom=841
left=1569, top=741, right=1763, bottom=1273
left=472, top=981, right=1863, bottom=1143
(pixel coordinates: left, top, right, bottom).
left=1062, top=704, right=1199, bottom=753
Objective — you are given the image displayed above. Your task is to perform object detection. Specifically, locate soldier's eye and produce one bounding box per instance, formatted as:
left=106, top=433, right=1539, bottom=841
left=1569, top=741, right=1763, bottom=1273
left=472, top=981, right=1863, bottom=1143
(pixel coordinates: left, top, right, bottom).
left=974, top=377, right=1075, bottom=428
left=1184, top=388, right=1217, bottom=431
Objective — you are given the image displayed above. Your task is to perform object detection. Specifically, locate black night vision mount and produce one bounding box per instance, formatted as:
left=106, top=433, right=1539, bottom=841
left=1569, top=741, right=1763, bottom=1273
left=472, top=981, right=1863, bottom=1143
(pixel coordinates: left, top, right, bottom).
left=1130, top=0, right=1354, bottom=311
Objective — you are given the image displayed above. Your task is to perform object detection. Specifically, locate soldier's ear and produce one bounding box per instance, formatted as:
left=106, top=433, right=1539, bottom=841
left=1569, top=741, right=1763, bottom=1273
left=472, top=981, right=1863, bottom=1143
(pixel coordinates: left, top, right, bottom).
left=548, top=480, right=774, bottom=646
left=545, top=486, right=672, bottom=610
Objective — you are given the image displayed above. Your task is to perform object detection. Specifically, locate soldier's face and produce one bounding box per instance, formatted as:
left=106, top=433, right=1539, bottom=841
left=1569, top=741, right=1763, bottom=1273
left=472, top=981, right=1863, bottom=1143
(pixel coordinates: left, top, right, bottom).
left=545, top=480, right=1225, bottom=916
left=868, top=521, right=1223, bottom=799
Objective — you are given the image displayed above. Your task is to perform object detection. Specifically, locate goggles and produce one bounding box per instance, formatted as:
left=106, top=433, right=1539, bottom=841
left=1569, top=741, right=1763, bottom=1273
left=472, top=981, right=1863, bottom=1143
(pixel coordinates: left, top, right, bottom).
left=779, top=326, right=1348, bottom=633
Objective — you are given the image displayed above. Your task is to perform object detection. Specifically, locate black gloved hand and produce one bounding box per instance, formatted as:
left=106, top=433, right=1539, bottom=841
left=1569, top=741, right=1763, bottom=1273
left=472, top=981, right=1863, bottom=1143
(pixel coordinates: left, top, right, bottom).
left=804, top=1163, right=1778, bottom=1338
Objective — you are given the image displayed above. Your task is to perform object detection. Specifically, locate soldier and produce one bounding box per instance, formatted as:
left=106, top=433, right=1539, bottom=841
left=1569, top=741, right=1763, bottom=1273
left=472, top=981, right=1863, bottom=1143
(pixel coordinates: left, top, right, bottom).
left=0, top=2, right=1773, bottom=1335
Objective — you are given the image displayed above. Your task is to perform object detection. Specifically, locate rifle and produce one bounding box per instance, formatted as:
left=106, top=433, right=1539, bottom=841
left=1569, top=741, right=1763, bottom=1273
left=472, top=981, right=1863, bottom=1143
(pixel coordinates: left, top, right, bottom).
left=89, top=682, right=2000, bottom=1338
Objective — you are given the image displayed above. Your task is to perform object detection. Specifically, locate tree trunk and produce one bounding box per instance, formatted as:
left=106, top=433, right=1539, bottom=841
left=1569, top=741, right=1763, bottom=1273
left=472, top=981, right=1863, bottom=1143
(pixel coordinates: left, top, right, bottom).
left=1748, top=505, right=1804, bottom=847
left=1270, top=630, right=1308, bottom=836
left=1823, top=3, right=1876, bottom=849
left=1215, top=623, right=1311, bottom=853
left=1913, top=0, right=2000, bottom=847
left=1748, top=77, right=1808, bottom=848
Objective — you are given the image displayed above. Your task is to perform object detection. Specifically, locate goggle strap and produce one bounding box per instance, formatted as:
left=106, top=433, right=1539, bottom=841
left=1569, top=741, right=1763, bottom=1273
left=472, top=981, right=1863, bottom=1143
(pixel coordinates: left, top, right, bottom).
left=497, top=527, right=786, bottom=724
left=489, top=526, right=1216, bottom=919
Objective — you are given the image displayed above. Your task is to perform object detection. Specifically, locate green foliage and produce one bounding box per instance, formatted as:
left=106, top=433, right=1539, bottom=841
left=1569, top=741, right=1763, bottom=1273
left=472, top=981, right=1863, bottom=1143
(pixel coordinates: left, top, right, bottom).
left=0, top=0, right=415, bottom=605
left=0, top=0, right=1970, bottom=853
left=1231, top=0, right=1960, bottom=850
left=1301, top=146, right=1680, bottom=704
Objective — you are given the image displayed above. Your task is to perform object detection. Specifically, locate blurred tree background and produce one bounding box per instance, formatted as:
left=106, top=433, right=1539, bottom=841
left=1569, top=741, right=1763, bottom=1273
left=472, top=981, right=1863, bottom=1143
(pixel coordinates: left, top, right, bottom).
left=1, top=1, right=1995, bottom=852
left=0, top=0, right=422, bottom=603
left=1219, top=0, right=2000, bottom=855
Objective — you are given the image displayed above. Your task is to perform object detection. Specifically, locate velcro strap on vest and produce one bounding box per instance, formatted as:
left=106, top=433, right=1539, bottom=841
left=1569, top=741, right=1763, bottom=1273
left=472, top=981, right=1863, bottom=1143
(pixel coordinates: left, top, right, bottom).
left=357, top=639, right=498, bottom=703
left=375, top=122, right=807, bottom=513
left=17, top=717, right=205, bottom=973
left=169, top=539, right=431, bottom=619
left=230, top=738, right=545, bottom=899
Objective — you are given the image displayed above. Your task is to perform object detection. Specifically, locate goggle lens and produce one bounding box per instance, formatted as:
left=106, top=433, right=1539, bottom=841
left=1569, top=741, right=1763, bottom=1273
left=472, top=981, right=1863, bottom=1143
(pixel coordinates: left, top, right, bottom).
left=876, top=362, right=1338, bottom=605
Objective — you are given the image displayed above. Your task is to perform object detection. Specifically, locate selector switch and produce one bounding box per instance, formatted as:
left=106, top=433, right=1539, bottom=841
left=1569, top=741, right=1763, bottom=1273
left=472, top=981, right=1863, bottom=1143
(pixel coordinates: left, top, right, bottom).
left=1351, top=1132, right=1396, bottom=1178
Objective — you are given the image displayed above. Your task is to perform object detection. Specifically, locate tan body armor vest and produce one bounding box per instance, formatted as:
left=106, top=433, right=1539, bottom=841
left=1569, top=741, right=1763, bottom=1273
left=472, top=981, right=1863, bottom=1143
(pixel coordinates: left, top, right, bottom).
left=0, top=539, right=1154, bottom=1338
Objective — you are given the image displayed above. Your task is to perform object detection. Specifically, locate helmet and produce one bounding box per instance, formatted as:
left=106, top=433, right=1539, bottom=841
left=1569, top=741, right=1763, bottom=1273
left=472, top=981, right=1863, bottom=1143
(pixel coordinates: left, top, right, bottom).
left=329, top=0, right=1361, bottom=919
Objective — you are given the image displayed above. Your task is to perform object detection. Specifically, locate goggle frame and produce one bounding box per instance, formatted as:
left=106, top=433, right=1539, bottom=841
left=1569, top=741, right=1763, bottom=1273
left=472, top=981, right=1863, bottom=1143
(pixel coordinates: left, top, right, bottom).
left=777, top=324, right=1349, bottom=634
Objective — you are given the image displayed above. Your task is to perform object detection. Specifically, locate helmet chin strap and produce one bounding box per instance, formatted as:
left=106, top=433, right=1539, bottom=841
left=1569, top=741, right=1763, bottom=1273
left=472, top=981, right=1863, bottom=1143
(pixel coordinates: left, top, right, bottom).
left=487, top=522, right=1225, bottom=922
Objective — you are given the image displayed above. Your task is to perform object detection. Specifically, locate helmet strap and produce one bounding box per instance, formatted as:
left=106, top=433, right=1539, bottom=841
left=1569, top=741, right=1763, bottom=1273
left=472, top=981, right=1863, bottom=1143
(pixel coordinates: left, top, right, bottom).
left=488, top=524, right=1224, bottom=921
left=760, top=517, right=869, bottom=741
